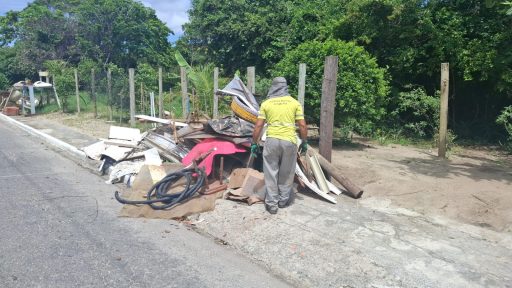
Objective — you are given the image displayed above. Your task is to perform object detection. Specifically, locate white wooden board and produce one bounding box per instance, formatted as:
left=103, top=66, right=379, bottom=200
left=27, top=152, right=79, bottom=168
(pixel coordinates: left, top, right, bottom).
left=144, top=148, right=162, bottom=166
left=109, top=126, right=141, bottom=142
left=295, top=163, right=337, bottom=204
left=135, top=115, right=187, bottom=127
left=326, top=180, right=343, bottom=195
left=101, top=138, right=139, bottom=148
left=102, top=146, right=132, bottom=161
left=82, top=141, right=106, bottom=161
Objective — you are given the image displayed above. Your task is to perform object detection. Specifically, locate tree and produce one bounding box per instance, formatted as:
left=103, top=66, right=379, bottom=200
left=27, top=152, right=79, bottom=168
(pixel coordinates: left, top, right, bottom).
left=335, top=0, right=512, bottom=140
left=0, top=0, right=174, bottom=78
left=0, top=47, right=23, bottom=82
left=8, top=2, right=81, bottom=75
left=505, top=1, right=512, bottom=15
left=335, top=0, right=437, bottom=88
left=0, top=72, right=9, bottom=90
left=0, top=11, right=18, bottom=47
left=182, top=0, right=347, bottom=75
left=75, top=0, right=173, bottom=68
left=44, top=59, right=75, bottom=112
left=175, top=51, right=215, bottom=117
left=274, top=39, right=389, bottom=135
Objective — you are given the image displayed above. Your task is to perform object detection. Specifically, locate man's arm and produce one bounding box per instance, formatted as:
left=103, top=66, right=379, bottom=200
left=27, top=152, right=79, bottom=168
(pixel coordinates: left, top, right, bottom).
left=296, top=119, right=307, bottom=142
left=252, top=118, right=266, bottom=143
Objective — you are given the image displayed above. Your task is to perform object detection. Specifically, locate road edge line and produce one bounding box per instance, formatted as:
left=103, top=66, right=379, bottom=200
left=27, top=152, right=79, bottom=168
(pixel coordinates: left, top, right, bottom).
left=0, top=113, right=87, bottom=159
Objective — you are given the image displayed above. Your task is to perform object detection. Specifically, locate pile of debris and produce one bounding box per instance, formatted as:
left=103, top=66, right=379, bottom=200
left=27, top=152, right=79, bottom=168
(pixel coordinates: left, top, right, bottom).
left=81, top=76, right=363, bottom=219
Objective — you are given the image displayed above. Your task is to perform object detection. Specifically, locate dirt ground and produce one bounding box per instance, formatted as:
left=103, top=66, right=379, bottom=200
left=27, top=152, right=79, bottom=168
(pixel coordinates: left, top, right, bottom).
left=37, top=112, right=112, bottom=139
left=38, top=112, right=512, bottom=233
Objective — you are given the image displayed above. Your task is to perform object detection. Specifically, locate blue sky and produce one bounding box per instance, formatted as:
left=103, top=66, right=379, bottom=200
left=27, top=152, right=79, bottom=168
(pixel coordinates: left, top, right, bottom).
left=0, top=0, right=191, bottom=42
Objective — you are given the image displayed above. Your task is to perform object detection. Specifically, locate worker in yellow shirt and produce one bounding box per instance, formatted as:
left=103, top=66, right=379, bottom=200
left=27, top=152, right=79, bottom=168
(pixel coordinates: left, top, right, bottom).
left=252, top=77, right=308, bottom=214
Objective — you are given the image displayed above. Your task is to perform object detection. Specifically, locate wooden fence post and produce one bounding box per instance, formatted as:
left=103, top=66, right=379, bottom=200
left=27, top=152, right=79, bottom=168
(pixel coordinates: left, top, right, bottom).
left=150, top=92, right=156, bottom=118
left=140, top=83, right=144, bottom=113
left=213, top=67, right=219, bottom=119
left=91, top=68, right=96, bottom=118
left=158, top=67, right=163, bottom=118
left=74, top=69, right=80, bottom=114
left=180, top=67, right=188, bottom=119
left=28, top=85, right=36, bottom=115
left=119, top=80, right=123, bottom=124
left=438, top=63, right=449, bottom=158
left=247, top=66, right=255, bottom=94
left=298, top=63, right=306, bottom=108
left=319, top=56, right=339, bottom=162
left=52, top=77, right=61, bottom=109
left=129, top=68, right=135, bottom=127
left=107, top=69, right=112, bottom=121
left=169, top=87, right=172, bottom=114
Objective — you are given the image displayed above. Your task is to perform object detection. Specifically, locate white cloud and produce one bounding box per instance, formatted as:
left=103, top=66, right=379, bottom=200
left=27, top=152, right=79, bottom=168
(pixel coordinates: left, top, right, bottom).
left=140, top=0, right=191, bottom=36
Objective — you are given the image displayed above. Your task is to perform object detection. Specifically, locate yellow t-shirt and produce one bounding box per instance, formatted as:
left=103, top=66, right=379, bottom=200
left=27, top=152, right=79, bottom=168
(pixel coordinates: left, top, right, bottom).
left=257, top=95, right=304, bottom=144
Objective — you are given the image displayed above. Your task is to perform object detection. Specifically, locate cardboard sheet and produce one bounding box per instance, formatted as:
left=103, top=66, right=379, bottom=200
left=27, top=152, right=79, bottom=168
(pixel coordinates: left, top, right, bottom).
left=226, top=168, right=265, bottom=205
left=118, top=164, right=224, bottom=219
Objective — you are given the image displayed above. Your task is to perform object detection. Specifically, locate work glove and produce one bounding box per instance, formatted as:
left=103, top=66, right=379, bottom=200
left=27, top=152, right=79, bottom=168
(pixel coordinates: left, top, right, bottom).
left=250, top=143, right=259, bottom=157
left=299, top=140, right=308, bottom=154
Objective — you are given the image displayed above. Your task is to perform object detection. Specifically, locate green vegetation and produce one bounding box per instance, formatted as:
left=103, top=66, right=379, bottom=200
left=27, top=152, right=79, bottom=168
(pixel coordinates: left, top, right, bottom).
left=1, top=0, right=172, bottom=72
left=175, top=51, right=215, bottom=117
left=496, top=106, right=512, bottom=152
left=44, top=60, right=75, bottom=112
left=181, top=0, right=512, bottom=149
left=391, top=88, right=440, bottom=139
left=0, top=72, right=8, bottom=90
left=274, top=40, right=389, bottom=136
left=1, top=0, right=512, bottom=151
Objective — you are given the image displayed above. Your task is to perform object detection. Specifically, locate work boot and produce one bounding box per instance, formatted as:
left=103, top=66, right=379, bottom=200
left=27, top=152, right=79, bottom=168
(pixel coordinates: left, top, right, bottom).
left=265, top=204, right=278, bottom=214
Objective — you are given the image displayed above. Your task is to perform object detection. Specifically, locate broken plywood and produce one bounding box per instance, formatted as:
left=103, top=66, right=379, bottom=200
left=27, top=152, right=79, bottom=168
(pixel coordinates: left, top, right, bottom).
left=102, top=146, right=132, bottom=161
left=82, top=141, right=106, bottom=161
left=109, top=126, right=141, bottom=142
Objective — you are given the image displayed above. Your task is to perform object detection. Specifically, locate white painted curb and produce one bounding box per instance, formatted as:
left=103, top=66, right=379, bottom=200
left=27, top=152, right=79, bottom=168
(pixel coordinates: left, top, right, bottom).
left=0, top=113, right=87, bottom=159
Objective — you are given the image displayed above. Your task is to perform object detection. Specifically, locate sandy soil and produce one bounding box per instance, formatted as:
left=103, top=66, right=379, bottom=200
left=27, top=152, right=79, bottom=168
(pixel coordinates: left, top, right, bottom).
left=38, top=112, right=117, bottom=139
left=331, top=142, right=512, bottom=232
left=39, top=112, right=512, bottom=232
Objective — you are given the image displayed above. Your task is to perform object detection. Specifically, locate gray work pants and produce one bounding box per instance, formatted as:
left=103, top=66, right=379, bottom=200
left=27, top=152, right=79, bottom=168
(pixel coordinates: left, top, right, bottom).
left=263, top=137, right=297, bottom=207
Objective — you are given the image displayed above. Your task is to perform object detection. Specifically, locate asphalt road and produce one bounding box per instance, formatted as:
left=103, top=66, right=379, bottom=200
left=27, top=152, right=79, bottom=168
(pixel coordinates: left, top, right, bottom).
left=0, top=122, right=290, bottom=288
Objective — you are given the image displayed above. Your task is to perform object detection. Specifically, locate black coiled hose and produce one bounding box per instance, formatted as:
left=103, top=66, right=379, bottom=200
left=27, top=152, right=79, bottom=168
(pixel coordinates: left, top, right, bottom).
left=115, top=167, right=206, bottom=210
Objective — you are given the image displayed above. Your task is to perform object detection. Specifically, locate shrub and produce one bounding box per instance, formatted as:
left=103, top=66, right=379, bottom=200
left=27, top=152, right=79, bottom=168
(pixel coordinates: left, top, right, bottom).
left=255, top=76, right=272, bottom=99
left=496, top=105, right=512, bottom=152
left=106, top=63, right=128, bottom=111
left=136, top=63, right=158, bottom=94
left=44, top=60, right=75, bottom=113
left=0, top=72, right=9, bottom=90
left=77, top=58, right=101, bottom=87
left=273, top=39, right=389, bottom=135
left=391, top=87, right=440, bottom=138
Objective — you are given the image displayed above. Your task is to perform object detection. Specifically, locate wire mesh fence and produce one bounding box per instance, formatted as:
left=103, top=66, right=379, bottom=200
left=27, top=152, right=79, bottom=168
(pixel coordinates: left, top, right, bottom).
left=36, top=64, right=250, bottom=124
